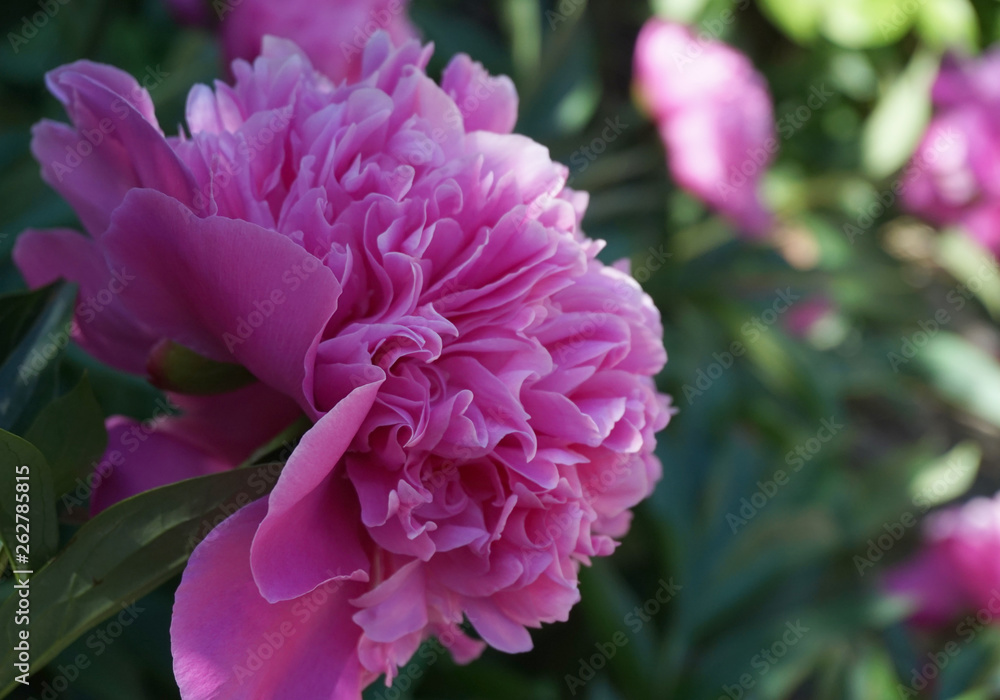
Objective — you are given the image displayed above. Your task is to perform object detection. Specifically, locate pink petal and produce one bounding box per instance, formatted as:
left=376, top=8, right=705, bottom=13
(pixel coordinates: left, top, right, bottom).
left=102, top=188, right=341, bottom=411
left=172, top=498, right=367, bottom=700
left=13, top=228, right=160, bottom=374
left=160, top=383, right=303, bottom=466
left=463, top=597, right=533, bottom=653
left=441, top=54, right=518, bottom=134
left=251, top=379, right=383, bottom=602
left=40, top=62, right=197, bottom=235
left=90, top=417, right=229, bottom=515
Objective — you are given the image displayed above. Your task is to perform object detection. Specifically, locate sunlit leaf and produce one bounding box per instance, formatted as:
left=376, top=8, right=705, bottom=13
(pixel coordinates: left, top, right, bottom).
left=861, top=50, right=937, bottom=178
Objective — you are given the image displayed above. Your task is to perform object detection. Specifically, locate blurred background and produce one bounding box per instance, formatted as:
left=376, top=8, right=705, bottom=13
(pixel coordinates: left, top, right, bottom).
left=3, top=0, right=1000, bottom=698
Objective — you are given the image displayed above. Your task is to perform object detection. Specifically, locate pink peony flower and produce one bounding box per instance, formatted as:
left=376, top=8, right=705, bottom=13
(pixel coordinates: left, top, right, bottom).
left=166, top=0, right=418, bottom=83
left=16, top=33, right=671, bottom=699
left=633, top=19, right=776, bottom=236
left=884, top=492, right=1000, bottom=626
left=902, top=50, right=1000, bottom=254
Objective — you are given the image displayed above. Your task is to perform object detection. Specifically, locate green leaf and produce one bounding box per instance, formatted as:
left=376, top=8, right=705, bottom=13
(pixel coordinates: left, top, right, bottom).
left=579, top=561, right=658, bottom=700
left=0, top=430, right=58, bottom=572
left=935, top=231, right=1000, bottom=320
left=916, top=0, right=978, bottom=51
left=915, top=332, right=1000, bottom=428
left=909, top=441, right=980, bottom=510
left=651, top=0, right=712, bottom=24
left=147, top=340, right=256, bottom=395
left=24, top=373, right=107, bottom=498
left=0, top=283, right=77, bottom=432
left=822, top=0, right=915, bottom=48
left=861, top=49, right=937, bottom=178
left=758, top=0, right=825, bottom=43
left=0, top=462, right=284, bottom=695
left=848, top=642, right=900, bottom=700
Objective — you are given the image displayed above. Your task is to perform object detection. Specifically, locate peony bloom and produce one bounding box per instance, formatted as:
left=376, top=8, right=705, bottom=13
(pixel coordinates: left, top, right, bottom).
left=16, top=33, right=671, bottom=699
left=166, top=0, right=418, bottom=83
left=884, top=492, right=1000, bottom=626
left=902, top=50, right=1000, bottom=254
left=633, top=19, right=776, bottom=236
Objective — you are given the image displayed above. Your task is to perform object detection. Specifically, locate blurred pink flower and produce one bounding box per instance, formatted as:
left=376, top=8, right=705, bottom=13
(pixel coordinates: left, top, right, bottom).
left=164, top=0, right=212, bottom=26
left=633, top=19, right=776, bottom=236
left=903, top=50, right=1000, bottom=254
left=884, top=492, right=1000, bottom=626
left=16, top=33, right=671, bottom=699
left=166, top=0, right=417, bottom=83
left=784, top=297, right=833, bottom=339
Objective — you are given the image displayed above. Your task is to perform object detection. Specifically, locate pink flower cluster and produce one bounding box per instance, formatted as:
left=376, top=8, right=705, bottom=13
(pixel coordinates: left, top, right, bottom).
left=903, top=49, right=1000, bottom=254
left=885, top=492, right=1000, bottom=627
left=15, top=33, right=671, bottom=700
left=633, top=19, right=776, bottom=236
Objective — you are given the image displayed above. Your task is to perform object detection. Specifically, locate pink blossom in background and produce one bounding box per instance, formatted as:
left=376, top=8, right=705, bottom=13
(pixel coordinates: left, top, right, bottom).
left=166, top=0, right=418, bottom=83
left=884, top=492, right=1000, bottom=626
left=784, top=297, right=833, bottom=339
left=633, top=19, right=776, bottom=236
left=16, top=32, right=671, bottom=700
left=902, top=49, right=1000, bottom=254
left=164, top=0, right=211, bottom=26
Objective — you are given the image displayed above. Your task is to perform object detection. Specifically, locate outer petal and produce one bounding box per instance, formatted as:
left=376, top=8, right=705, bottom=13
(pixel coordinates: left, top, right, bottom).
left=13, top=227, right=160, bottom=374
left=102, top=188, right=341, bottom=411
left=172, top=498, right=367, bottom=700
left=160, top=383, right=303, bottom=465
left=90, top=417, right=229, bottom=514
left=40, top=62, right=197, bottom=236
left=251, top=379, right=383, bottom=602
